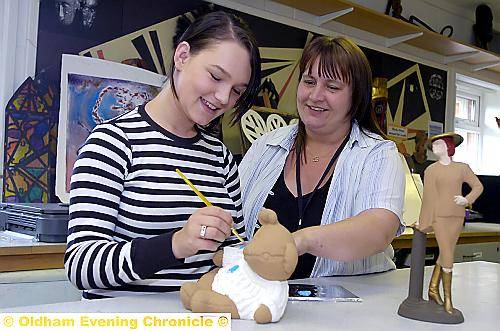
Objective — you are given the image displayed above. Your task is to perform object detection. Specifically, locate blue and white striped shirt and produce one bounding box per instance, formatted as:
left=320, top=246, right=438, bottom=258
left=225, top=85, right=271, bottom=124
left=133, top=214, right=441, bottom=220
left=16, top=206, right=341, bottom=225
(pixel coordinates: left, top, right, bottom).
left=239, top=122, right=405, bottom=276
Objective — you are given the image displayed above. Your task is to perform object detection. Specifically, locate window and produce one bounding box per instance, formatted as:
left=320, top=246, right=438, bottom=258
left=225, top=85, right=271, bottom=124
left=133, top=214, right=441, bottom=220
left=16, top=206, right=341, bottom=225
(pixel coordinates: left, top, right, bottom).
left=455, top=91, right=480, bottom=128
left=453, top=88, right=481, bottom=172
left=453, top=128, right=480, bottom=171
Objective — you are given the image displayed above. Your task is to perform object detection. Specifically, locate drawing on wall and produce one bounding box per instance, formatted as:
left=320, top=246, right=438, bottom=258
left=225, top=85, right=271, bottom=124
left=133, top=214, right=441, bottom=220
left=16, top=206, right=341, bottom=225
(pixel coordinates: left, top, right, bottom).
left=45, top=1, right=448, bottom=162
left=256, top=40, right=310, bottom=115
left=57, top=54, right=165, bottom=203
left=362, top=45, right=447, bottom=166
left=428, top=74, right=444, bottom=100
left=3, top=77, right=58, bottom=203
left=386, top=64, right=433, bottom=154
left=67, top=74, right=160, bottom=135
left=79, top=13, right=179, bottom=75
left=78, top=8, right=310, bottom=154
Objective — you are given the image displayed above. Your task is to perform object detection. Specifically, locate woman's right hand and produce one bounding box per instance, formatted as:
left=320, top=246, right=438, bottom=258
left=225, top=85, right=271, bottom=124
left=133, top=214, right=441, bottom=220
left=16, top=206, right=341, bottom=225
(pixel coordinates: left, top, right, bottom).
left=172, top=206, right=234, bottom=259
left=415, top=223, right=432, bottom=234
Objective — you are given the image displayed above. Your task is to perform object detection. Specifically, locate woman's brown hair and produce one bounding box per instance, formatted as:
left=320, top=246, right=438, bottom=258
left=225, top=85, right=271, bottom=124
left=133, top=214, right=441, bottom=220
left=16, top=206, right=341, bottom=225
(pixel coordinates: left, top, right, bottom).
left=295, top=36, right=375, bottom=161
left=169, top=10, right=261, bottom=125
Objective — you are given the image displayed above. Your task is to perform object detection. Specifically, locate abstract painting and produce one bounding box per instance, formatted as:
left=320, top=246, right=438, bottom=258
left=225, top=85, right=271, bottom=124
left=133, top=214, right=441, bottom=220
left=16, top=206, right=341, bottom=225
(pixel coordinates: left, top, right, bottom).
left=57, top=55, right=165, bottom=202
left=3, top=77, right=58, bottom=202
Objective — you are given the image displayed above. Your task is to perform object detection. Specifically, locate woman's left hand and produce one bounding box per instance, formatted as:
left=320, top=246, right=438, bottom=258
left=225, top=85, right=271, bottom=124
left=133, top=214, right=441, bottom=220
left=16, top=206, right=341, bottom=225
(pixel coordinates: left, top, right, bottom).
left=453, top=195, right=469, bottom=206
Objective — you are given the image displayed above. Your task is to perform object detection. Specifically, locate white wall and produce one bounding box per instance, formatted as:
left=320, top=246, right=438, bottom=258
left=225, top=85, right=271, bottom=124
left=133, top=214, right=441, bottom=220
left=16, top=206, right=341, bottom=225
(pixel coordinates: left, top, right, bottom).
left=0, top=0, right=40, bottom=200
left=481, top=89, right=500, bottom=175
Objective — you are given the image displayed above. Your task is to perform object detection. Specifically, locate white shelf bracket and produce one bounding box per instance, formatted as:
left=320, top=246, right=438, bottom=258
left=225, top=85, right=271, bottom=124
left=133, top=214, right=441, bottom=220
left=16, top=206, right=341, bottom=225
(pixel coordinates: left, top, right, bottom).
left=471, top=61, right=500, bottom=72
left=314, top=7, right=353, bottom=26
left=443, top=51, right=480, bottom=64
left=385, top=32, right=423, bottom=47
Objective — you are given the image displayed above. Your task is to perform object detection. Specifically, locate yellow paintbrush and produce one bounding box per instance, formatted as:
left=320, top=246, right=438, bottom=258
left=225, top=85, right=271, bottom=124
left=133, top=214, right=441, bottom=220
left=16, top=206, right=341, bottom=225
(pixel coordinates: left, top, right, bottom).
left=175, top=168, right=245, bottom=243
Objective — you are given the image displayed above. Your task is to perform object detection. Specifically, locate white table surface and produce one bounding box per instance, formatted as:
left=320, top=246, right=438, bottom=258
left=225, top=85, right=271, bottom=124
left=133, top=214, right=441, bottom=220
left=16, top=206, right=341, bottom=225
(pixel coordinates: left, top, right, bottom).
left=0, top=269, right=81, bottom=308
left=1, top=262, right=498, bottom=330
left=0, top=230, right=63, bottom=248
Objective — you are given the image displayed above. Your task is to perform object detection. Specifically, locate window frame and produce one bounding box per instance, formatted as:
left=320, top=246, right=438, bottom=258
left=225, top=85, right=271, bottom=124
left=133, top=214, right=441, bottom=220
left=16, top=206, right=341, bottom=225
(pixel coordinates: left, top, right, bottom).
left=454, top=90, right=480, bottom=130
left=454, top=83, right=483, bottom=173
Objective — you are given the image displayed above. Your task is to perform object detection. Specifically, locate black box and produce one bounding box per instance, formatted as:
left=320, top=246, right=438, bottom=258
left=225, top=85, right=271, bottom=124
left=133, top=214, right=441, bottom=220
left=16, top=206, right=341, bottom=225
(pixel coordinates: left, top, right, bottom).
left=0, top=203, right=69, bottom=243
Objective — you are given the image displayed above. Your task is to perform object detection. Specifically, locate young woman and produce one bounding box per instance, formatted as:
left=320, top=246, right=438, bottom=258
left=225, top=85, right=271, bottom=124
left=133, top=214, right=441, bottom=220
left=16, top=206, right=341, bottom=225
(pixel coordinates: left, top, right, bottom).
left=240, top=36, right=405, bottom=278
left=418, top=133, right=483, bottom=313
left=65, top=11, right=261, bottom=299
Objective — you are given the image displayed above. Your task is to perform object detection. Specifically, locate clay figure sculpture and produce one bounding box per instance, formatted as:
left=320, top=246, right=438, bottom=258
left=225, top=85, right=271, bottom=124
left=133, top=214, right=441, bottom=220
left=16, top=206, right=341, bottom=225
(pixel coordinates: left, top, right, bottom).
left=180, top=208, right=298, bottom=324
left=418, top=132, right=483, bottom=315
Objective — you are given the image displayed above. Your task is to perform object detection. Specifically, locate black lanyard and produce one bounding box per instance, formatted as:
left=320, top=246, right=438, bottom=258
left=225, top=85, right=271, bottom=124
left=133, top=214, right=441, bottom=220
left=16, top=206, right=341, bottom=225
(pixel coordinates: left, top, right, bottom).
left=295, top=130, right=351, bottom=228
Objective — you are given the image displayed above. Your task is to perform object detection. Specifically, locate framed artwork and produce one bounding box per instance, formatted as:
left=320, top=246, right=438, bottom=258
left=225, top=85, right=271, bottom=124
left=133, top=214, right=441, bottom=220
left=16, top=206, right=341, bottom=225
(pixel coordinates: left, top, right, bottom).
left=57, top=54, right=165, bottom=203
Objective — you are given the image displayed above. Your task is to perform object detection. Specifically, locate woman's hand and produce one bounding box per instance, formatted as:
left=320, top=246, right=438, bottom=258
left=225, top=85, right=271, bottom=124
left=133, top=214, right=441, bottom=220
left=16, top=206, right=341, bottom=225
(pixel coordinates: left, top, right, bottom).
left=415, top=223, right=432, bottom=234
left=172, top=206, right=233, bottom=259
left=453, top=195, right=469, bottom=206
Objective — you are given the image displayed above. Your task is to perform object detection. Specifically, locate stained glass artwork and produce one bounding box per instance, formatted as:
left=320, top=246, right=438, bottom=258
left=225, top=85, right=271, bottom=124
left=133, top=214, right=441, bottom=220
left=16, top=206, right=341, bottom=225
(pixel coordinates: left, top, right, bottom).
left=3, top=77, right=58, bottom=202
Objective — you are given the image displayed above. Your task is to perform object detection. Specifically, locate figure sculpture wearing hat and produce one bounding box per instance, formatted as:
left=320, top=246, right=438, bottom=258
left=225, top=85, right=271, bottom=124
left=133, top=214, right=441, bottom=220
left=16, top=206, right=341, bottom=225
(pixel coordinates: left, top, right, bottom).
left=417, top=132, right=483, bottom=315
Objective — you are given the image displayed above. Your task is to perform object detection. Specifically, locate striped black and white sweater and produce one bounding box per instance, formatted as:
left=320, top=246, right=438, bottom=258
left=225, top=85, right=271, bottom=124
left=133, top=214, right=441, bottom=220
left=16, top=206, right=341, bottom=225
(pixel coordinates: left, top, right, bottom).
left=65, top=105, right=245, bottom=299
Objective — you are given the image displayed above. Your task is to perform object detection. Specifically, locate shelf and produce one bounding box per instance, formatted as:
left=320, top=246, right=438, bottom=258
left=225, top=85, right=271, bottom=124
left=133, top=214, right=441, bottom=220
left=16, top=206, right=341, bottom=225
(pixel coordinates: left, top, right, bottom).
left=0, top=231, right=66, bottom=272
left=0, top=243, right=65, bottom=272
left=394, top=223, right=500, bottom=249
left=274, top=0, right=500, bottom=75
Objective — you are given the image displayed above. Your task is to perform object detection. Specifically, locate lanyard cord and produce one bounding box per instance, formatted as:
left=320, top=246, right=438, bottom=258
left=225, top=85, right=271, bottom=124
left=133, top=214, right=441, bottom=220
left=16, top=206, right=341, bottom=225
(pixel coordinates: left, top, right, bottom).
left=295, top=129, right=351, bottom=228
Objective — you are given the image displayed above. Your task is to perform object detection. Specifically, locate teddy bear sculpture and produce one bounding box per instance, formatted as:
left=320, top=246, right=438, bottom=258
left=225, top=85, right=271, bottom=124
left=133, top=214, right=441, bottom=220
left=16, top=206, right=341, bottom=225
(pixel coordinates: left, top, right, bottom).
left=180, top=208, right=298, bottom=324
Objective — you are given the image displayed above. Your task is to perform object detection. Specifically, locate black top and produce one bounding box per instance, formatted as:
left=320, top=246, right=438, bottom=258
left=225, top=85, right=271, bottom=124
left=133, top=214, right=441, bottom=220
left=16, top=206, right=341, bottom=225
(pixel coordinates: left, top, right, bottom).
left=262, top=170, right=331, bottom=279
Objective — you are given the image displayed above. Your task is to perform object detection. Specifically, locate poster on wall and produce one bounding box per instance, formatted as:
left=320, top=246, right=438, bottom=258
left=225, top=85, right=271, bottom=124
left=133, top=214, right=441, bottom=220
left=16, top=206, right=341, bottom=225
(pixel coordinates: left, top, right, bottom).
left=79, top=15, right=179, bottom=75
left=78, top=5, right=307, bottom=120
left=78, top=5, right=309, bottom=154
left=364, top=48, right=447, bottom=162
left=57, top=54, right=165, bottom=203
left=77, top=4, right=448, bottom=158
